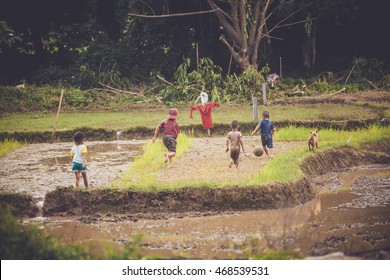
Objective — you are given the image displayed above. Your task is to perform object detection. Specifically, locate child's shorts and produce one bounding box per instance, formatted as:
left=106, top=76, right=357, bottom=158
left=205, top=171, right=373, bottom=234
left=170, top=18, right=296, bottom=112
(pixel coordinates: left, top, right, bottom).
left=72, top=162, right=87, bottom=173
left=162, top=137, right=177, bottom=153
left=261, top=135, right=273, bottom=148
left=230, top=148, right=240, bottom=165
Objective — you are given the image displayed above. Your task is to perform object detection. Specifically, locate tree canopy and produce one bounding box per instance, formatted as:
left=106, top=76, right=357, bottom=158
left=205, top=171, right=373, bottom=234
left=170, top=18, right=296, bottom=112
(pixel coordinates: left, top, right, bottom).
left=0, top=0, right=389, bottom=85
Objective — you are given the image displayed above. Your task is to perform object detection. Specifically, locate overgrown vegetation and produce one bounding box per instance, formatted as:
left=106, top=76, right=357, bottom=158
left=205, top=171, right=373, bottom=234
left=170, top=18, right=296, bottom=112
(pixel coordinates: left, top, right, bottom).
left=0, top=204, right=89, bottom=259
left=1, top=56, right=388, bottom=114
left=0, top=85, right=144, bottom=113
left=0, top=139, right=24, bottom=157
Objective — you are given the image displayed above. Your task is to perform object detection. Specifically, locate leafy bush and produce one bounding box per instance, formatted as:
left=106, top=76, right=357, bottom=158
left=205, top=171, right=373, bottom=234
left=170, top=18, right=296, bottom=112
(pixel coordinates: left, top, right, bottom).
left=0, top=204, right=149, bottom=259
left=160, top=58, right=268, bottom=103
left=0, top=204, right=89, bottom=259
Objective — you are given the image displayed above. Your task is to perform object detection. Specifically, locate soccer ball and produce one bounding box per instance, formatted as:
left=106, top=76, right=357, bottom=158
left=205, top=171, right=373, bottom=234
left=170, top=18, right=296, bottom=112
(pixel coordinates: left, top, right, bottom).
left=253, top=146, right=264, bottom=157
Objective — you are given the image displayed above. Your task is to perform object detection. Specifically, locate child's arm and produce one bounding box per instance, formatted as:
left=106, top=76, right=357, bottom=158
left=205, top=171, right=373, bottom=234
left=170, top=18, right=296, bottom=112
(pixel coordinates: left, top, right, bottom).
left=152, top=126, right=160, bottom=143
left=240, top=136, right=245, bottom=152
left=82, top=153, right=87, bottom=168
left=81, top=146, right=87, bottom=168
left=226, top=137, right=230, bottom=153
left=251, top=124, right=260, bottom=135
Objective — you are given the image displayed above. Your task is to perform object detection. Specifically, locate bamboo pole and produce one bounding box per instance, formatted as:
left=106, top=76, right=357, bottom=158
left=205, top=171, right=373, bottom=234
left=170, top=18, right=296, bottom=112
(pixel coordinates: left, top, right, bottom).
left=196, top=42, right=199, bottom=68
left=227, top=43, right=235, bottom=76
left=51, top=89, right=64, bottom=143
left=279, top=57, right=283, bottom=79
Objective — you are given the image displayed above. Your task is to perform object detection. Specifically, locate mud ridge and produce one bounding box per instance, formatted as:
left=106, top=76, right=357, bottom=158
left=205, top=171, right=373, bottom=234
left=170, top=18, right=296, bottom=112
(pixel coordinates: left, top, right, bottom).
left=17, top=140, right=390, bottom=218
left=301, top=140, right=390, bottom=177
left=1, top=119, right=386, bottom=143
left=43, top=179, right=315, bottom=217
left=0, top=193, right=39, bottom=217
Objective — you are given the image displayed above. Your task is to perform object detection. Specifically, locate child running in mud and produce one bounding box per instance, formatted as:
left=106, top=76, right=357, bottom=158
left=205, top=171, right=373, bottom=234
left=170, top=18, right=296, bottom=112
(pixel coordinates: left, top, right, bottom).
left=152, top=108, right=180, bottom=164
left=226, top=120, right=245, bottom=169
left=252, top=111, right=275, bottom=158
left=70, top=131, right=89, bottom=189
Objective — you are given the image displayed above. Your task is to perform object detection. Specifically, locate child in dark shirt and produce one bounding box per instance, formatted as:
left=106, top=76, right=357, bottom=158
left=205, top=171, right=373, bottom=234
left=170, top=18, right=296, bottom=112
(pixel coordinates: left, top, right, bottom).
left=251, top=111, right=275, bottom=158
left=152, top=108, right=180, bottom=164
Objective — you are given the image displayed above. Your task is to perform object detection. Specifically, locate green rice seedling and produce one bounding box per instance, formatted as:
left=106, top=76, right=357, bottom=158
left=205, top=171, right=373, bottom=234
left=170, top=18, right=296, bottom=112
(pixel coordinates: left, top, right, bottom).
left=275, top=125, right=390, bottom=144
left=249, top=147, right=307, bottom=185
left=118, top=133, right=192, bottom=191
left=0, top=139, right=24, bottom=157
left=251, top=125, right=390, bottom=185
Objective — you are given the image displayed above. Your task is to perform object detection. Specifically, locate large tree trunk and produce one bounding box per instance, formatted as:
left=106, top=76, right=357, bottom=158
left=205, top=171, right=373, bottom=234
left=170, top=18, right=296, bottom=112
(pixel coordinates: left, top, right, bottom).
left=207, top=0, right=274, bottom=72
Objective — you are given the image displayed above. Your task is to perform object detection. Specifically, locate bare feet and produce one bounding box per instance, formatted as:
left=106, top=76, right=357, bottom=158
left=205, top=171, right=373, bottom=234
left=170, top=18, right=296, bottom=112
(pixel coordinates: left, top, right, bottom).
left=165, top=153, right=169, bottom=164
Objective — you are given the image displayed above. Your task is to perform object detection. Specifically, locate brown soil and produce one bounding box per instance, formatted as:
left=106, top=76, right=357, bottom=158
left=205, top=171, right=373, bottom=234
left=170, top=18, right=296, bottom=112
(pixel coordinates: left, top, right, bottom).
left=43, top=139, right=389, bottom=217
left=3, top=138, right=388, bottom=218
left=301, top=140, right=390, bottom=177
left=0, top=193, right=38, bottom=217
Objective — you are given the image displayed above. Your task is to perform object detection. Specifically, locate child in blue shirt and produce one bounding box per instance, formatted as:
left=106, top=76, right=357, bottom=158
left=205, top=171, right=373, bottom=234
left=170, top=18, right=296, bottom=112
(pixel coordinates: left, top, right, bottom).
left=251, top=111, right=275, bottom=158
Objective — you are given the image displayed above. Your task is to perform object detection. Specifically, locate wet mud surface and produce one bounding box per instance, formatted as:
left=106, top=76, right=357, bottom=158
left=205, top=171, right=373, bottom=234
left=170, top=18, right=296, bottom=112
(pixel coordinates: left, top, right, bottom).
left=22, top=164, right=390, bottom=259
left=0, top=140, right=144, bottom=201
left=2, top=136, right=390, bottom=259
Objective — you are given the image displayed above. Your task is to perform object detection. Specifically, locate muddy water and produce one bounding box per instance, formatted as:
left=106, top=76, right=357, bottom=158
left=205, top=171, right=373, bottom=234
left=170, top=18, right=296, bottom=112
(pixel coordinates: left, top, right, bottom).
left=27, top=164, right=390, bottom=259
left=0, top=140, right=144, bottom=201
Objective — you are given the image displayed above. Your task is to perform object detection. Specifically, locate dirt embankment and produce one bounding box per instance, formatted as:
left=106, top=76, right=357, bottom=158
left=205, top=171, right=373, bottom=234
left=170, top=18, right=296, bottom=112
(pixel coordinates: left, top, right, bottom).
left=0, top=194, right=38, bottom=217
left=43, top=140, right=390, bottom=218
left=43, top=179, right=314, bottom=217
left=301, top=140, right=390, bottom=177
left=5, top=139, right=389, bottom=218
left=1, top=119, right=386, bottom=143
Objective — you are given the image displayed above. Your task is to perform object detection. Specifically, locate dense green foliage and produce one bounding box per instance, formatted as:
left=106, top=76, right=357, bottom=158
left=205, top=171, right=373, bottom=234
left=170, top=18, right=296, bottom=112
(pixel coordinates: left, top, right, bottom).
left=0, top=205, right=89, bottom=259
left=0, top=0, right=388, bottom=90
left=0, top=204, right=146, bottom=259
left=2, top=55, right=385, bottom=113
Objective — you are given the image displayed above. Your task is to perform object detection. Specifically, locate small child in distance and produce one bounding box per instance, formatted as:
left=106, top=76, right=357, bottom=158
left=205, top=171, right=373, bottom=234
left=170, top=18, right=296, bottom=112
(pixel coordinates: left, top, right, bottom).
left=226, top=120, right=245, bottom=169
left=252, top=111, right=275, bottom=158
left=70, top=131, right=89, bottom=189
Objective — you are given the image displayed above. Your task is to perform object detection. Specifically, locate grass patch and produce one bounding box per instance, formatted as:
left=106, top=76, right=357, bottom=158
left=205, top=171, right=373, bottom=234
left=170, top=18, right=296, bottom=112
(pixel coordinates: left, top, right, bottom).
left=0, top=139, right=24, bottom=157
left=275, top=125, right=389, bottom=144
left=116, top=126, right=389, bottom=190
left=250, top=125, right=390, bottom=185
left=0, top=103, right=379, bottom=133
left=117, top=133, right=192, bottom=191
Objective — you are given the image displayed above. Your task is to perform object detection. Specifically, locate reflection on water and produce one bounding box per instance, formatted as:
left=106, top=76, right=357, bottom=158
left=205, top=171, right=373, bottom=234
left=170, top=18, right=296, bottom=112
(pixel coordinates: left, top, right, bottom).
left=37, top=165, right=390, bottom=259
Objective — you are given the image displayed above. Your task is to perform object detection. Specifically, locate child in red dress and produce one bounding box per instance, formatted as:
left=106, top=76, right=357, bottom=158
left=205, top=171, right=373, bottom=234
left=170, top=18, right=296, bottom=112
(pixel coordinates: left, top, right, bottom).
left=190, top=92, right=220, bottom=137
